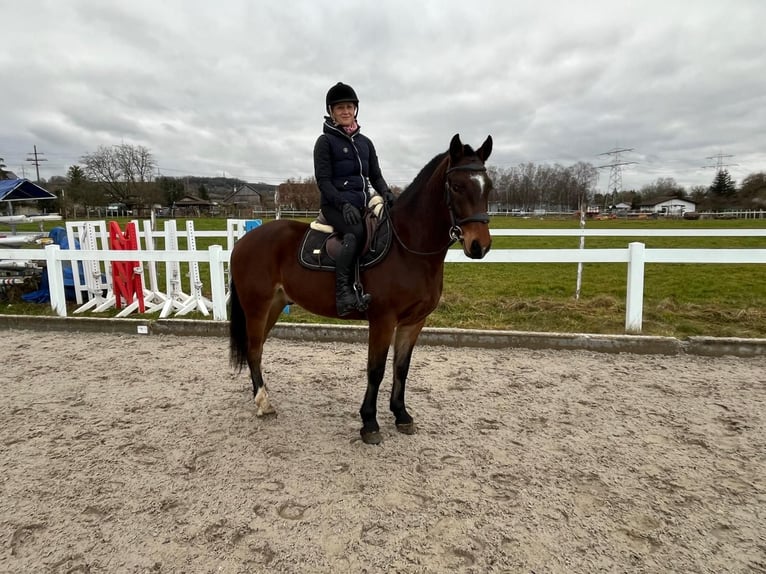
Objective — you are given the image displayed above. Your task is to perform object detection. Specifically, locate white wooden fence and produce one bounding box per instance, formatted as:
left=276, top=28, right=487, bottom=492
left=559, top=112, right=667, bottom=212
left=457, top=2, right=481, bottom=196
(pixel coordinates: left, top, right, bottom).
left=2, top=222, right=765, bottom=333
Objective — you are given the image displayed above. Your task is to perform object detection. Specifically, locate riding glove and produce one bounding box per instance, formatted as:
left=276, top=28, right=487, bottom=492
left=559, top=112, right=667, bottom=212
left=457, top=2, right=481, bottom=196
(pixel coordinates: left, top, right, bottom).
left=382, top=190, right=396, bottom=208
left=342, top=203, right=361, bottom=225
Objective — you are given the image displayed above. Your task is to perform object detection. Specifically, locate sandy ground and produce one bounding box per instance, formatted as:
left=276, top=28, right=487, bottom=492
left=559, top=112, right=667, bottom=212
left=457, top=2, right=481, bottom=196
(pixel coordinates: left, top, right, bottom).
left=0, top=329, right=765, bottom=574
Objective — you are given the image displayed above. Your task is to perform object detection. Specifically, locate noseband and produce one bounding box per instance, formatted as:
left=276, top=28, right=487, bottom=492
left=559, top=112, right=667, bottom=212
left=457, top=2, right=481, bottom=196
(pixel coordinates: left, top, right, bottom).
left=445, top=162, right=490, bottom=241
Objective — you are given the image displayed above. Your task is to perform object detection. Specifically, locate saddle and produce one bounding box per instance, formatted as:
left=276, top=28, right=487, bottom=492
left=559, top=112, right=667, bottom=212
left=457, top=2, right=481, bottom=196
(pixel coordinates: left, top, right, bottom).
left=298, top=195, right=392, bottom=272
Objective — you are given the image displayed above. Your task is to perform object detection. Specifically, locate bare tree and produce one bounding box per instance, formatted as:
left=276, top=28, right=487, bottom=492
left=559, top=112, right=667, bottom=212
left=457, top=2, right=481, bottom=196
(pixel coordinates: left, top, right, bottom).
left=739, top=172, right=766, bottom=209
left=80, top=144, right=156, bottom=204
left=486, top=161, right=597, bottom=213
left=639, top=177, right=687, bottom=203
left=277, top=178, right=320, bottom=210
left=568, top=162, right=599, bottom=212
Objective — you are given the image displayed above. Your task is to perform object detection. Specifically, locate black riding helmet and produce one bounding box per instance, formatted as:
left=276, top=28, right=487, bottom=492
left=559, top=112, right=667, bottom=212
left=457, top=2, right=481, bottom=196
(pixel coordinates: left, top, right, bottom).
left=326, top=82, right=359, bottom=116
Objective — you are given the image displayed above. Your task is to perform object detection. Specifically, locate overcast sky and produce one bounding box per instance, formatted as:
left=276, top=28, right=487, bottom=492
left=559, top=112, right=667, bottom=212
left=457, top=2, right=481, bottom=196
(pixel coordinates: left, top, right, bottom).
left=2, top=0, right=765, bottom=192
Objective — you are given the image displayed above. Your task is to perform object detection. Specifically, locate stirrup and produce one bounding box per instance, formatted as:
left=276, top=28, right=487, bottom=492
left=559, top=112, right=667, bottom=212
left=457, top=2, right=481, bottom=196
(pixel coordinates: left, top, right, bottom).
left=353, top=283, right=371, bottom=312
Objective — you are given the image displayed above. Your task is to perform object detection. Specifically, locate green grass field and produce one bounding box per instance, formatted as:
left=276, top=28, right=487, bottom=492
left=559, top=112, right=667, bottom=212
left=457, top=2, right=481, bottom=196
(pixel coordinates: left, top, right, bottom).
left=3, top=216, right=765, bottom=337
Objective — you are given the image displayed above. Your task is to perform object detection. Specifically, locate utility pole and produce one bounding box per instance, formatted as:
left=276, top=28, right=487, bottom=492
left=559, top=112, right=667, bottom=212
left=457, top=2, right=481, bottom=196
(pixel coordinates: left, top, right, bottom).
left=26, top=145, right=48, bottom=183
left=597, top=147, right=637, bottom=209
left=573, top=146, right=637, bottom=302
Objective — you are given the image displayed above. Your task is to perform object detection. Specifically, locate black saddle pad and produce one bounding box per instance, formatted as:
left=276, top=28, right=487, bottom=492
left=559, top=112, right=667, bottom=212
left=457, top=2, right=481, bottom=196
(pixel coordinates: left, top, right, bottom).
left=298, top=216, right=392, bottom=271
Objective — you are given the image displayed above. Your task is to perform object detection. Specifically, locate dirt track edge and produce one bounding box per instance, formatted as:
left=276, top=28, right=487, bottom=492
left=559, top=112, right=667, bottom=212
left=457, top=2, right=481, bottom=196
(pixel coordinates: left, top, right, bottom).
left=2, top=314, right=765, bottom=357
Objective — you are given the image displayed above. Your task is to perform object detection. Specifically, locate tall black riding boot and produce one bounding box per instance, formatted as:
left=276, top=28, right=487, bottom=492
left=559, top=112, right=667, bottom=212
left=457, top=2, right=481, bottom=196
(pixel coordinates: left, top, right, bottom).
left=335, top=234, right=362, bottom=317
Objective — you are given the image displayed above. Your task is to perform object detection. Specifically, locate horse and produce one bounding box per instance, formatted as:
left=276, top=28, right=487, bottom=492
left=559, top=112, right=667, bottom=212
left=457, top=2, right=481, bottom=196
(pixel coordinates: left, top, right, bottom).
left=229, top=133, right=493, bottom=444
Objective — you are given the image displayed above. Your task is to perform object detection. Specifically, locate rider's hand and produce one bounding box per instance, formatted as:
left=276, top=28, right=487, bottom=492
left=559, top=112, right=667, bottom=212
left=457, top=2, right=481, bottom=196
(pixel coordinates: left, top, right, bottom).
left=342, top=203, right=361, bottom=225
left=382, top=190, right=395, bottom=208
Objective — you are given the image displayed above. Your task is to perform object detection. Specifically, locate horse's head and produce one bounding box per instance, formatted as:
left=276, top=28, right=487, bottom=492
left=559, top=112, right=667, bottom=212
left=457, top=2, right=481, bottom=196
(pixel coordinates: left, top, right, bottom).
left=445, top=133, right=493, bottom=259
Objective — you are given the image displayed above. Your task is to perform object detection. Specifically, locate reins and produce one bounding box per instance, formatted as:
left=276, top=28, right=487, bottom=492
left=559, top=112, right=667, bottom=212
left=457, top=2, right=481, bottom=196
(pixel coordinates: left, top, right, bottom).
left=390, top=160, right=489, bottom=257
left=389, top=210, right=458, bottom=256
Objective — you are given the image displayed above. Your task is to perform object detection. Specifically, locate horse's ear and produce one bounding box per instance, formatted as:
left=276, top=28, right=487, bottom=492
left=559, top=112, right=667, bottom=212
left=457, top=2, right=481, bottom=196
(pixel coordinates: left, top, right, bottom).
left=449, top=134, right=463, bottom=160
left=477, top=135, right=493, bottom=162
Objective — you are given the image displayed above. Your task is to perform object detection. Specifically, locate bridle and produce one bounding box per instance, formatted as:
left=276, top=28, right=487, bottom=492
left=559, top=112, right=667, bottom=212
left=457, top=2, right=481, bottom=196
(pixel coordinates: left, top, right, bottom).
left=444, top=162, right=491, bottom=239
left=390, top=160, right=490, bottom=256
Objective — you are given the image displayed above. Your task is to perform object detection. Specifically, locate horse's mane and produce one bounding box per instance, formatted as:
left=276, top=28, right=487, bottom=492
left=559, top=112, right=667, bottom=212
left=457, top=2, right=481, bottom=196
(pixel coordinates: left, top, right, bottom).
left=398, top=151, right=448, bottom=201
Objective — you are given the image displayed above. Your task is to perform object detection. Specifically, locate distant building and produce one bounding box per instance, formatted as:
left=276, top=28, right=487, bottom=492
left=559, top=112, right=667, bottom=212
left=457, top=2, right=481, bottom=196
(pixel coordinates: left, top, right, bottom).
left=223, top=183, right=276, bottom=212
left=173, top=194, right=213, bottom=216
left=640, top=197, right=696, bottom=216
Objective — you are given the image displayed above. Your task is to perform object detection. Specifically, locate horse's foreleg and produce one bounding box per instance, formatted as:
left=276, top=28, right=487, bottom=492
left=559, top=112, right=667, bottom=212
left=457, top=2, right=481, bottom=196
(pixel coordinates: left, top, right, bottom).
left=390, top=320, right=426, bottom=434
left=249, top=291, right=288, bottom=417
left=360, top=320, right=395, bottom=444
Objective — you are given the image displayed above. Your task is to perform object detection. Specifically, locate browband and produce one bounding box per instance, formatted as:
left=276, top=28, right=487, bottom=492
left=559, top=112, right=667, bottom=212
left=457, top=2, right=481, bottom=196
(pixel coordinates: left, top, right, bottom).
left=446, top=163, right=486, bottom=174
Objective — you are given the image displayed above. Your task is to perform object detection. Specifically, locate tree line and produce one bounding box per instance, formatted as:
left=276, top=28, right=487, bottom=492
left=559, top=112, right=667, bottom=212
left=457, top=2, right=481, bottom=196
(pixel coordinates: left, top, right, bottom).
left=8, top=143, right=766, bottom=215
left=488, top=163, right=766, bottom=213
left=36, top=145, right=250, bottom=217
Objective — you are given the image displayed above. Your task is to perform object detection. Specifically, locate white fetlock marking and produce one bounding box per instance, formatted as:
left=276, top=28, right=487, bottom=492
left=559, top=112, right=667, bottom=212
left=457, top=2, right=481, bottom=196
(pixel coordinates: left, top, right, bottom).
left=254, top=387, right=276, bottom=416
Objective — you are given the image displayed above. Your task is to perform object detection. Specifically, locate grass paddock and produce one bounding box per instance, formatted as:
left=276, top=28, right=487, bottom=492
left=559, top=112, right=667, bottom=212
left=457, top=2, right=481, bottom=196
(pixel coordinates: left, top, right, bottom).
left=3, top=216, right=765, bottom=337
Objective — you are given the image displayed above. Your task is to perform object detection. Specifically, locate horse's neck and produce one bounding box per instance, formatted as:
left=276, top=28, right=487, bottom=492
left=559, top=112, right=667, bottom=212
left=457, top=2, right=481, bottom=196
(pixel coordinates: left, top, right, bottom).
left=394, top=163, right=452, bottom=252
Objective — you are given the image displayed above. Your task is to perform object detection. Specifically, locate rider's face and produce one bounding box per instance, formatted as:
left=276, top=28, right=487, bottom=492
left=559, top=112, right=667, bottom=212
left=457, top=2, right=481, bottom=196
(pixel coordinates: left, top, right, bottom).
left=331, top=102, right=356, bottom=127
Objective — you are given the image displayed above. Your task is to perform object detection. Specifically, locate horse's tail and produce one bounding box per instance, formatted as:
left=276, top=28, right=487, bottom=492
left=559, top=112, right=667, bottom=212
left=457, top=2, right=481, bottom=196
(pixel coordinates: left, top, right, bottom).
left=228, top=278, right=249, bottom=372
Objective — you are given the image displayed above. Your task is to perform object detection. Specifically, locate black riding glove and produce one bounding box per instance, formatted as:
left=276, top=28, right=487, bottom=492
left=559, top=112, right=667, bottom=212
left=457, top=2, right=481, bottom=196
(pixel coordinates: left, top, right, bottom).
left=342, top=203, right=361, bottom=225
left=382, top=190, right=395, bottom=208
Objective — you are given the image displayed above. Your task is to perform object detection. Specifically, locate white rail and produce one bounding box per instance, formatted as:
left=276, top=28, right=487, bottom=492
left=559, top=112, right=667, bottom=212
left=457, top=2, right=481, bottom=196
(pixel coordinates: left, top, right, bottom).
left=1, top=225, right=765, bottom=333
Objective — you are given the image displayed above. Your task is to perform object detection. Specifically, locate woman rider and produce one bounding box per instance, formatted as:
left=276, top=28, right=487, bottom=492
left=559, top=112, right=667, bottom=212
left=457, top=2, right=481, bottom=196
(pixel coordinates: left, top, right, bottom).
left=313, top=82, right=395, bottom=316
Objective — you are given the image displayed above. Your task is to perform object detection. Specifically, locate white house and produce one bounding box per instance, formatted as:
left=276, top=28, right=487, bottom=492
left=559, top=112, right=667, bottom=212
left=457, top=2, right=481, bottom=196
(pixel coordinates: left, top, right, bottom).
left=642, top=197, right=696, bottom=216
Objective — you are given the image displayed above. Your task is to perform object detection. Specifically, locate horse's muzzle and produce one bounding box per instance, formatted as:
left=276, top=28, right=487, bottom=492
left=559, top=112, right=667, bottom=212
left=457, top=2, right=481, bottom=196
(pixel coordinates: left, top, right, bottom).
left=465, top=238, right=491, bottom=259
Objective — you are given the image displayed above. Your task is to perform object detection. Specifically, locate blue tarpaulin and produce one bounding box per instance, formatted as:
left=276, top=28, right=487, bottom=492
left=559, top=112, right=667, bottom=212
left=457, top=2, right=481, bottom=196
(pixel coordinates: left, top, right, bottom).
left=22, top=227, right=84, bottom=303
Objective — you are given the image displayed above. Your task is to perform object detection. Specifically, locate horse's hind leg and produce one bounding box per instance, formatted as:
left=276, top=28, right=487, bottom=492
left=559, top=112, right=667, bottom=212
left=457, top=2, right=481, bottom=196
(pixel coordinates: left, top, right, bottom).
left=390, top=320, right=426, bottom=434
left=249, top=290, right=288, bottom=417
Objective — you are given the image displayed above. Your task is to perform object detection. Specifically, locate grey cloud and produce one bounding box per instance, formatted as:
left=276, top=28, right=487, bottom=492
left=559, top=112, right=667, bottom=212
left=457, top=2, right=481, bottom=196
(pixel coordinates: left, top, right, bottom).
left=2, top=0, right=765, bottom=191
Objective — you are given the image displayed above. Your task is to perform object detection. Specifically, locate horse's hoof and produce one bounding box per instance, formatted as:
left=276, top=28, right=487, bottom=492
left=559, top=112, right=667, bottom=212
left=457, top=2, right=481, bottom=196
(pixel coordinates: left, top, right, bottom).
left=396, top=422, right=417, bottom=435
left=254, top=387, right=276, bottom=417
left=360, top=429, right=383, bottom=445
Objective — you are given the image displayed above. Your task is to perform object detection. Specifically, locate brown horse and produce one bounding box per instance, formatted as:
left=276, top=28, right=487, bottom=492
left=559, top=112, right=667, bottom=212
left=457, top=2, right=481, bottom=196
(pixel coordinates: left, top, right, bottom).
left=229, top=133, right=493, bottom=444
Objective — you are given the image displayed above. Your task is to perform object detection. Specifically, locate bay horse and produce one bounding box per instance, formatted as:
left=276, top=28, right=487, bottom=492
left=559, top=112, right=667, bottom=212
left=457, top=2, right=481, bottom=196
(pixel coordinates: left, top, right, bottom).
left=229, top=133, right=493, bottom=444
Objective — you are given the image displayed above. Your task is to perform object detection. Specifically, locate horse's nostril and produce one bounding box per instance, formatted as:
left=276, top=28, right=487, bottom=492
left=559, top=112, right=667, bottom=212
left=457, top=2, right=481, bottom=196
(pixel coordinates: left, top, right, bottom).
left=468, top=239, right=491, bottom=259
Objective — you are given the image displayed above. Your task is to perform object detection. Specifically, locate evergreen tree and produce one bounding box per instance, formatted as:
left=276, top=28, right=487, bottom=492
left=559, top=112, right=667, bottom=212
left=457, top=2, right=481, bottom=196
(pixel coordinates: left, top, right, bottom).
left=709, top=169, right=736, bottom=198
left=708, top=169, right=737, bottom=210
left=158, top=176, right=185, bottom=206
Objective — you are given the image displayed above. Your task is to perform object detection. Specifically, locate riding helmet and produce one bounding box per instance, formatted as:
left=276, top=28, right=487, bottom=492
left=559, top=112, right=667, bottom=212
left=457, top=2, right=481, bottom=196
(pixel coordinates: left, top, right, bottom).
left=326, top=82, right=359, bottom=115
